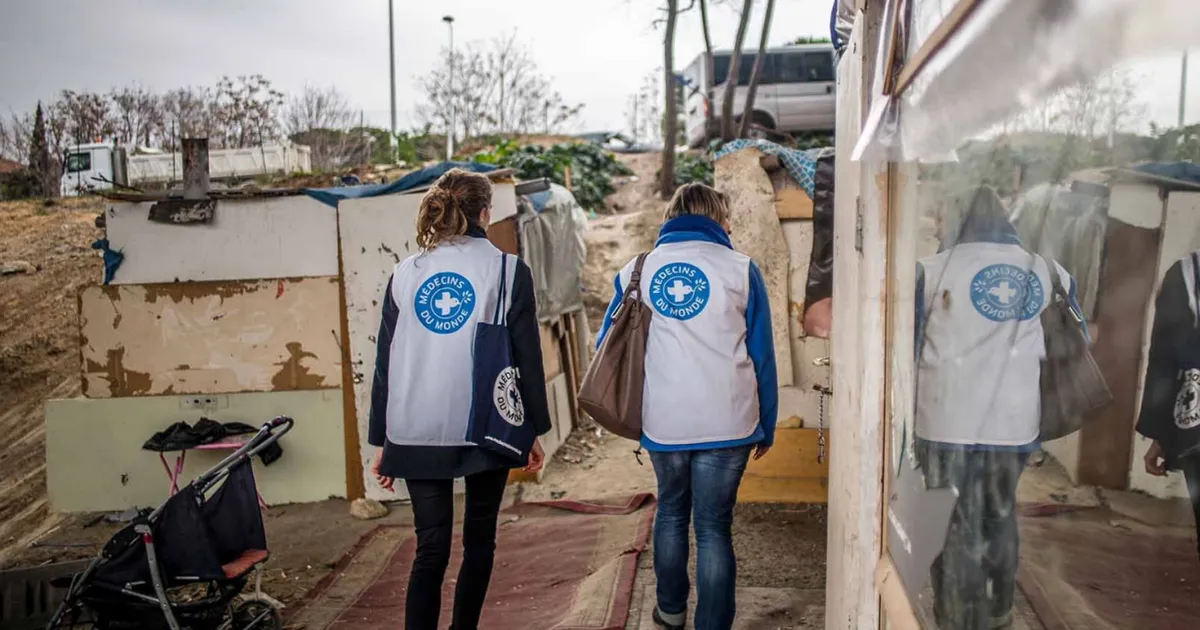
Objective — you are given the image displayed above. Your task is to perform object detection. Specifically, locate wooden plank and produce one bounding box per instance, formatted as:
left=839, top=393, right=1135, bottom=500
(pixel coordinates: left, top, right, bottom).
left=776, top=185, right=815, bottom=220
left=337, top=214, right=365, bottom=500
left=1078, top=219, right=1159, bottom=489
left=891, top=0, right=986, bottom=97
left=825, top=12, right=885, bottom=630
left=487, top=215, right=521, bottom=255
left=79, top=278, right=342, bottom=398
left=105, top=196, right=339, bottom=284
left=876, top=556, right=922, bottom=630
left=540, top=323, right=564, bottom=381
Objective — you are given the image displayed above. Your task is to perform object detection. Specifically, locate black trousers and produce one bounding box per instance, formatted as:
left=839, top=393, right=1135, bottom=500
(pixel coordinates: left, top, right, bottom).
left=403, top=467, right=510, bottom=630
left=1183, top=456, right=1200, bottom=561
left=918, top=443, right=1029, bottom=630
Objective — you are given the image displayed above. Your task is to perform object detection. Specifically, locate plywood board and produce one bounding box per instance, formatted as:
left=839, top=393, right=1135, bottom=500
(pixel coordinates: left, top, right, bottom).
left=45, top=389, right=347, bottom=512
left=738, top=428, right=830, bottom=503
left=715, top=148, right=795, bottom=387
left=540, top=323, right=563, bottom=381
left=105, top=196, right=339, bottom=284
left=79, top=278, right=342, bottom=398
left=338, top=193, right=422, bottom=501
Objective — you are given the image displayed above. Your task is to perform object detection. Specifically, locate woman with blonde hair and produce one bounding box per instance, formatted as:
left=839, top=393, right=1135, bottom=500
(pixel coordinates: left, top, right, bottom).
left=597, top=182, right=778, bottom=630
left=368, top=168, right=551, bottom=630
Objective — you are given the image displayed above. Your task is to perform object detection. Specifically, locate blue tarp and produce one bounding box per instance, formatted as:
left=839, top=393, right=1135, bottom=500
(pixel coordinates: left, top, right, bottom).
left=1131, top=162, right=1200, bottom=186
left=302, top=161, right=498, bottom=208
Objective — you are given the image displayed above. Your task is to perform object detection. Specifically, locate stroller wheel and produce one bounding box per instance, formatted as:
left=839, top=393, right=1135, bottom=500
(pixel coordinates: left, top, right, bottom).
left=231, top=600, right=281, bottom=630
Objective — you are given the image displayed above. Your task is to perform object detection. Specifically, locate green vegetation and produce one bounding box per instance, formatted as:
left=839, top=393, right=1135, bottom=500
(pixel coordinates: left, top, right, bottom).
left=673, top=152, right=714, bottom=186
left=473, top=140, right=633, bottom=211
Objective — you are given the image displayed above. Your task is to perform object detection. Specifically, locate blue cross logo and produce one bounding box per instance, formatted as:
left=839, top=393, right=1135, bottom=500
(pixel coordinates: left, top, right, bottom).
left=649, top=262, right=710, bottom=321
left=969, top=264, right=1044, bottom=322
left=414, top=272, right=475, bottom=334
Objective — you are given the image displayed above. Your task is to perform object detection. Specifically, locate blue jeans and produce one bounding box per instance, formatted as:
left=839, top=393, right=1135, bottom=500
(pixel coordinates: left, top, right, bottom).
left=649, top=447, right=752, bottom=630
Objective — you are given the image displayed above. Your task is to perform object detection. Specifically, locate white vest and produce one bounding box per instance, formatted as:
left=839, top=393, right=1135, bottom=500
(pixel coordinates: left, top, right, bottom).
left=617, top=241, right=759, bottom=445
left=916, top=242, right=1070, bottom=446
left=386, top=237, right=516, bottom=446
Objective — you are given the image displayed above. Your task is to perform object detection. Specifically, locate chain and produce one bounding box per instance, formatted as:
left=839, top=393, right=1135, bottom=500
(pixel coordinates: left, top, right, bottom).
left=812, top=356, right=831, bottom=465
left=816, top=386, right=826, bottom=464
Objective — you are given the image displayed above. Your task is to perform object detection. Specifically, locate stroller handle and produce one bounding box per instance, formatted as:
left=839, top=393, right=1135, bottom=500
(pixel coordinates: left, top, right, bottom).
left=189, top=416, right=295, bottom=500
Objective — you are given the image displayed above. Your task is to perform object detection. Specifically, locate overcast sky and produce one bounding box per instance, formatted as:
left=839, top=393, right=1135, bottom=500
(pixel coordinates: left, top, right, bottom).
left=0, top=0, right=1194, bottom=136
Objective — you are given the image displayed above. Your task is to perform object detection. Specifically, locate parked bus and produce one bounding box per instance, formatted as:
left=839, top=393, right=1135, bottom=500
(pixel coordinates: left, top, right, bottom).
left=683, top=44, right=836, bottom=148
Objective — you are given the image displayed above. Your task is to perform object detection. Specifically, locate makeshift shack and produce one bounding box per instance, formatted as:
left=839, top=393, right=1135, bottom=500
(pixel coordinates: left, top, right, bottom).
left=1035, top=163, right=1200, bottom=501
left=713, top=139, right=836, bottom=504
left=45, top=159, right=588, bottom=511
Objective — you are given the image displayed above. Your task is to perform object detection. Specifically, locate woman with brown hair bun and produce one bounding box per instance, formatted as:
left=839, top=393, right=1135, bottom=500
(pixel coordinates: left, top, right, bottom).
left=367, top=168, right=552, bottom=630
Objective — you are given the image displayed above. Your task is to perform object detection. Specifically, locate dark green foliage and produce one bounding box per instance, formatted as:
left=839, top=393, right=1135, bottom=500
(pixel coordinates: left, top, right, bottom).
left=474, top=141, right=633, bottom=211
left=29, top=102, right=53, bottom=197
left=673, top=152, right=713, bottom=186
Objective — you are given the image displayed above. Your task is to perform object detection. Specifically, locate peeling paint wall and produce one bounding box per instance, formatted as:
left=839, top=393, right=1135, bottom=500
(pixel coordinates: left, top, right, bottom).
left=338, top=193, right=423, bottom=501
left=105, top=196, right=339, bottom=284
left=46, top=390, right=346, bottom=512
left=79, top=278, right=342, bottom=398
left=781, top=220, right=833, bottom=429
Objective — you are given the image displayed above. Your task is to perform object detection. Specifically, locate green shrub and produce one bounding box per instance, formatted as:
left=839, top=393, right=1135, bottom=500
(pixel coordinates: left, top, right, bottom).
left=674, top=152, right=713, bottom=186
left=473, top=141, right=633, bottom=211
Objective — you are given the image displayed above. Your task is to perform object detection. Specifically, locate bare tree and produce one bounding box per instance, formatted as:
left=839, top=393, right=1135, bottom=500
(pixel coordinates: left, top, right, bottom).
left=739, top=0, right=775, bottom=138
left=721, top=0, right=754, bottom=141
left=626, top=71, right=663, bottom=144
left=283, top=85, right=359, bottom=170
left=54, top=90, right=117, bottom=148
left=698, top=0, right=716, bottom=137
left=417, top=35, right=583, bottom=143
left=0, top=112, right=33, bottom=162
left=210, top=75, right=285, bottom=149
left=159, top=87, right=216, bottom=152
left=661, top=0, right=681, bottom=198
left=110, top=86, right=163, bottom=147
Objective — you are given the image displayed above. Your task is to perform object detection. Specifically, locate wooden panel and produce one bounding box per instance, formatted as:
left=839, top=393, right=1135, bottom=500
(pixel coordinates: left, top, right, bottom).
left=79, top=278, right=342, bottom=398
left=487, top=215, right=520, bottom=255
left=1078, top=220, right=1159, bottom=489
left=539, top=324, right=563, bottom=381
left=338, top=193, right=422, bottom=501
left=780, top=220, right=832, bottom=428
left=738, top=428, right=830, bottom=504
left=826, top=12, right=884, bottom=629
left=45, top=390, right=346, bottom=512
left=105, top=196, right=339, bottom=284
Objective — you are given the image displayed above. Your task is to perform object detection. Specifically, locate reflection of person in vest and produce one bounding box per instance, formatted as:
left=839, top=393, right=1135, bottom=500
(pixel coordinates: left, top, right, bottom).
left=1136, top=249, right=1200, bottom=561
left=367, top=169, right=553, bottom=630
left=597, top=183, right=778, bottom=630
left=915, top=186, right=1084, bottom=630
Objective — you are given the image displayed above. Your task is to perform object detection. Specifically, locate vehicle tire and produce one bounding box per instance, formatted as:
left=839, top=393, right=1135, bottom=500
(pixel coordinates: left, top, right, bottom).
left=231, top=600, right=281, bottom=630
left=739, top=111, right=777, bottom=140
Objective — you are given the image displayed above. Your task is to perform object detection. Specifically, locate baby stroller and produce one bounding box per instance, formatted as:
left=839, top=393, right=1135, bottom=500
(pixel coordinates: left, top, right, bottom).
left=46, top=416, right=294, bottom=630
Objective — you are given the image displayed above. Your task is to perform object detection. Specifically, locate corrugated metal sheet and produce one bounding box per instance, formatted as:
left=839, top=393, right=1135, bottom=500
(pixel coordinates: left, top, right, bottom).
left=79, top=277, right=342, bottom=398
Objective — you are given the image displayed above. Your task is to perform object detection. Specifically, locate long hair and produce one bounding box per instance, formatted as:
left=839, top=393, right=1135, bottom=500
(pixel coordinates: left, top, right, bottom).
left=416, top=169, right=492, bottom=250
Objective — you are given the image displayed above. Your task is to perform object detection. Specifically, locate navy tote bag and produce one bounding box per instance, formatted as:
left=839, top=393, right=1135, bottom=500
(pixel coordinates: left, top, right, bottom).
left=467, top=254, right=536, bottom=463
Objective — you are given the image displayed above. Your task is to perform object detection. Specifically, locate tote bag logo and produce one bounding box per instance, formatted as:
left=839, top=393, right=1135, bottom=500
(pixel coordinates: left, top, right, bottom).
left=414, top=272, right=475, bottom=334
left=1176, top=369, right=1200, bottom=429
left=493, top=366, right=525, bottom=426
left=969, top=264, right=1044, bottom=322
left=649, top=262, right=710, bottom=321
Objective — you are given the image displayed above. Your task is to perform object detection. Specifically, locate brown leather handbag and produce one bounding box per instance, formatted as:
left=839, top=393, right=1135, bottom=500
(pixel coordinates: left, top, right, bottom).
left=579, top=253, right=652, bottom=441
left=1039, top=256, right=1112, bottom=441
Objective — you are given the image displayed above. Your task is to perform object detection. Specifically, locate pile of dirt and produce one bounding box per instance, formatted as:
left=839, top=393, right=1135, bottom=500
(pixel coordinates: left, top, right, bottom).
left=0, top=196, right=105, bottom=565
left=581, top=153, right=664, bottom=335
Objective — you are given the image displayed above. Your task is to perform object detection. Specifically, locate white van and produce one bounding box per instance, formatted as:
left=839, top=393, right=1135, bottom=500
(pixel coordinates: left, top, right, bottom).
left=683, top=44, right=836, bottom=148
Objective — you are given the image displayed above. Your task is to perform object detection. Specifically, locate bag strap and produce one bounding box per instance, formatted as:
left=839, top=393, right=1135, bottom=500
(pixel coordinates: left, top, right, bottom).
left=1044, top=254, right=1082, bottom=323
left=492, top=254, right=509, bottom=326
left=1190, top=252, right=1200, bottom=328
left=627, top=253, right=649, bottom=301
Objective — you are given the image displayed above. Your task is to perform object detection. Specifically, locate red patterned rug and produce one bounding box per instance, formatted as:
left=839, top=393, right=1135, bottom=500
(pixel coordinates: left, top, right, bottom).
left=289, top=494, right=655, bottom=630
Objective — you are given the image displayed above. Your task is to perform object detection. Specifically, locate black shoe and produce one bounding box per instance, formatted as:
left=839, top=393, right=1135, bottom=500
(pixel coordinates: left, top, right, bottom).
left=652, top=607, right=685, bottom=630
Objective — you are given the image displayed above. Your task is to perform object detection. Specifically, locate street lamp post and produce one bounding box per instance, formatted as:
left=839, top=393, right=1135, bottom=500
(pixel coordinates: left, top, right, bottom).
left=444, top=15, right=456, bottom=161
left=388, top=0, right=397, bottom=154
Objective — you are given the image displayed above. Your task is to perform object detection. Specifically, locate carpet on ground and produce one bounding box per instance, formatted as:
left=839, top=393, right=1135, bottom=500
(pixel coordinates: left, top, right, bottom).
left=1016, top=504, right=1200, bottom=630
left=288, top=493, right=655, bottom=630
